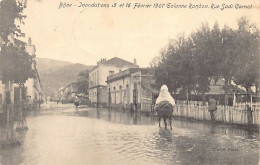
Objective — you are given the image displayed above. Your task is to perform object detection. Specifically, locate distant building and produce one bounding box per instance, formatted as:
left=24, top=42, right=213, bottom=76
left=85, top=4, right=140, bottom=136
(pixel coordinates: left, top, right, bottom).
left=89, top=57, right=138, bottom=107
left=52, top=82, right=90, bottom=104
left=175, top=78, right=255, bottom=105
left=62, top=82, right=78, bottom=103
left=53, top=87, right=64, bottom=102
left=107, top=68, right=158, bottom=111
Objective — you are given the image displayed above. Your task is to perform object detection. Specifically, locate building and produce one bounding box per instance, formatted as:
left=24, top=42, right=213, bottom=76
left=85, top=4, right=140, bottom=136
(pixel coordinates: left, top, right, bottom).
left=175, top=78, right=256, bottom=105
left=89, top=57, right=138, bottom=107
left=52, top=82, right=90, bottom=104
left=0, top=36, right=42, bottom=110
left=60, top=82, right=78, bottom=103
left=107, top=68, right=158, bottom=111
left=53, top=87, right=64, bottom=102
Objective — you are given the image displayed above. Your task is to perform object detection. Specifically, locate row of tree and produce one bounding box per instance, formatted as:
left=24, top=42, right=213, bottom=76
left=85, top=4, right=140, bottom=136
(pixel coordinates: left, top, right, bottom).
left=152, top=17, right=259, bottom=104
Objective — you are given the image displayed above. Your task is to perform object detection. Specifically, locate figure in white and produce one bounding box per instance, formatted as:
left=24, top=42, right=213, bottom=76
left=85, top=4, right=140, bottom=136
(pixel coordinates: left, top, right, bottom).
left=155, top=85, right=175, bottom=130
left=155, top=85, right=175, bottom=106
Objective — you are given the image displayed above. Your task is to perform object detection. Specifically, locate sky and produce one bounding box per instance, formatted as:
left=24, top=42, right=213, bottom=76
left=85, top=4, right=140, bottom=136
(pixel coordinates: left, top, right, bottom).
left=20, top=0, right=260, bottom=67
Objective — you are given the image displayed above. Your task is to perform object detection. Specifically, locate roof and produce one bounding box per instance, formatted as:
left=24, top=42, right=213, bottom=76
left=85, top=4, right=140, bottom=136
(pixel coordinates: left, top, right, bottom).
left=107, top=68, right=153, bottom=83
left=90, top=57, right=138, bottom=72
left=107, top=68, right=139, bottom=82
left=103, top=57, right=136, bottom=66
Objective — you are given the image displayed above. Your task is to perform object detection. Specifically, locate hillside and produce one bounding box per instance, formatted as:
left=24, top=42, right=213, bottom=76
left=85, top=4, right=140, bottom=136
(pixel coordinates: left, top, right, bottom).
left=36, top=58, right=93, bottom=97
left=36, top=57, right=72, bottom=75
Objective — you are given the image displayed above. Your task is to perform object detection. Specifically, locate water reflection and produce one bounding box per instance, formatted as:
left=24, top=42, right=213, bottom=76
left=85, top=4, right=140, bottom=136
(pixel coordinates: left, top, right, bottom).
left=76, top=108, right=259, bottom=139
left=0, top=104, right=259, bottom=165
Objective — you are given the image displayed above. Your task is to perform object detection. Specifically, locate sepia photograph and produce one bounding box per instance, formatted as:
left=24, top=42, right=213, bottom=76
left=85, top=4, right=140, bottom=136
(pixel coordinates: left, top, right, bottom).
left=0, top=0, right=259, bottom=164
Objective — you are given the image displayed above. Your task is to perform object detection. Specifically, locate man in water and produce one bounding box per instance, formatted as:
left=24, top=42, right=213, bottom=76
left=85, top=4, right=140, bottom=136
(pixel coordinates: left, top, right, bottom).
left=208, top=96, right=217, bottom=122
left=154, top=85, right=175, bottom=116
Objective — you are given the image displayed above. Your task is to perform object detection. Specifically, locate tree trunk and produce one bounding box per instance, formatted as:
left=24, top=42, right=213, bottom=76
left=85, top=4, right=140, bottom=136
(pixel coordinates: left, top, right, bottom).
left=19, top=84, right=25, bottom=122
left=5, top=81, right=13, bottom=141
left=22, top=84, right=24, bottom=118
left=19, top=83, right=23, bottom=120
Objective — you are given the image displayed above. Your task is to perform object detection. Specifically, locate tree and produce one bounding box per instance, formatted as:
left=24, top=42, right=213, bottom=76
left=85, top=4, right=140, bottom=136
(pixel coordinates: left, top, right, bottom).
left=155, top=36, right=197, bottom=100
left=75, top=69, right=89, bottom=95
left=0, top=45, right=35, bottom=85
left=0, top=0, right=34, bottom=104
left=0, top=0, right=34, bottom=142
left=190, top=23, right=212, bottom=104
left=153, top=16, right=260, bottom=105
left=233, top=17, right=260, bottom=93
left=0, top=0, right=27, bottom=43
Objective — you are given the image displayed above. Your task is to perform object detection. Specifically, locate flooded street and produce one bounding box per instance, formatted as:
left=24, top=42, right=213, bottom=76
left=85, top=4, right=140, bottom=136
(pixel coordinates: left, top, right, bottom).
left=0, top=102, right=259, bottom=165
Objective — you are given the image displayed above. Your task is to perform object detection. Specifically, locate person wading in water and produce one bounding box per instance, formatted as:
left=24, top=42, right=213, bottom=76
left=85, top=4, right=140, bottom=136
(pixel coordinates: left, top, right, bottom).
left=154, top=85, right=175, bottom=129
left=208, top=96, right=217, bottom=122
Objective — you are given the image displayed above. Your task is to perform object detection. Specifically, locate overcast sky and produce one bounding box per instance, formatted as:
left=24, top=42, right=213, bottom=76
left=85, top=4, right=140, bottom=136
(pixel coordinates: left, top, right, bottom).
left=21, top=0, right=260, bottom=67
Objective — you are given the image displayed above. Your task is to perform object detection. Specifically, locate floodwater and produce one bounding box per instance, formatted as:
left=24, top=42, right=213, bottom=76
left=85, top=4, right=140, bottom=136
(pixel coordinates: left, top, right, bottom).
left=0, top=102, right=259, bottom=165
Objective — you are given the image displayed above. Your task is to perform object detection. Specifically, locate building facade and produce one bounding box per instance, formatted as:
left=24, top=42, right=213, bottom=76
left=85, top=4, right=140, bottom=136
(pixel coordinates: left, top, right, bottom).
left=107, top=68, right=158, bottom=111
left=57, top=83, right=78, bottom=103
left=89, top=57, right=138, bottom=107
left=53, top=87, right=64, bottom=102
left=0, top=37, right=42, bottom=111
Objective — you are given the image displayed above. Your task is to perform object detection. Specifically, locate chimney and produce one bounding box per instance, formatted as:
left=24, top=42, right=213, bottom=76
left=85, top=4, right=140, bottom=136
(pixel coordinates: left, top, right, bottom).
left=134, top=58, right=137, bottom=65
left=97, top=58, right=107, bottom=65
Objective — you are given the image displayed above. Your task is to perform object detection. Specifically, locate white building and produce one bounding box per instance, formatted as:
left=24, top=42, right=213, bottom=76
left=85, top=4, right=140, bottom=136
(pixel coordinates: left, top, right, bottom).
left=107, top=68, right=157, bottom=111
left=0, top=37, right=42, bottom=110
left=89, top=57, right=138, bottom=107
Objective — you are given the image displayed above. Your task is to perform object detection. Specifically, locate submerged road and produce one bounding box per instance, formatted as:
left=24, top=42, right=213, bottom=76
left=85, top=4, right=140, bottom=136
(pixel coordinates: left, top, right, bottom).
left=0, top=102, right=259, bottom=165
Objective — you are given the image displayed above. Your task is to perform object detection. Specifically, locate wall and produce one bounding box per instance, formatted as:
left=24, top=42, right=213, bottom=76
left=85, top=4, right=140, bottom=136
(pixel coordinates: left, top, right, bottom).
left=89, top=86, right=107, bottom=107
left=140, top=84, right=153, bottom=112
left=99, top=65, right=134, bottom=86
left=24, top=78, right=35, bottom=100
left=107, top=71, right=155, bottom=112
left=107, top=76, right=131, bottom=108
left=99, top=65, right=119, bottom=86
left=89, top=88, right=97, bottom=103
left=89, top=67, right=99, bottom=88
left=89, top=65, right=127, bottom=87
left=98, top=86, right=107, bottom=107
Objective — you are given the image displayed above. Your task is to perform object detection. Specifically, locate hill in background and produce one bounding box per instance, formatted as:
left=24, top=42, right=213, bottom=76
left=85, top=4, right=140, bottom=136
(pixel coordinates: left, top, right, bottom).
left=36, top=57, right=93, bottom=97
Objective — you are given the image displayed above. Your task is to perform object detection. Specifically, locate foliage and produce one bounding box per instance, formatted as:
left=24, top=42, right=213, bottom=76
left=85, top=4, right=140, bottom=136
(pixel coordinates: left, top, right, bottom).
left=75, top=69, right=89, bottom=95
left=233, top=17, right=260, bottom=92
left=154, top=16, right=260, bottom=102
left=0, top=44, right=35, bottom=84
left=0, top=0, right=36, bottom=85
left=0, top=0, right=27, bottom=42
